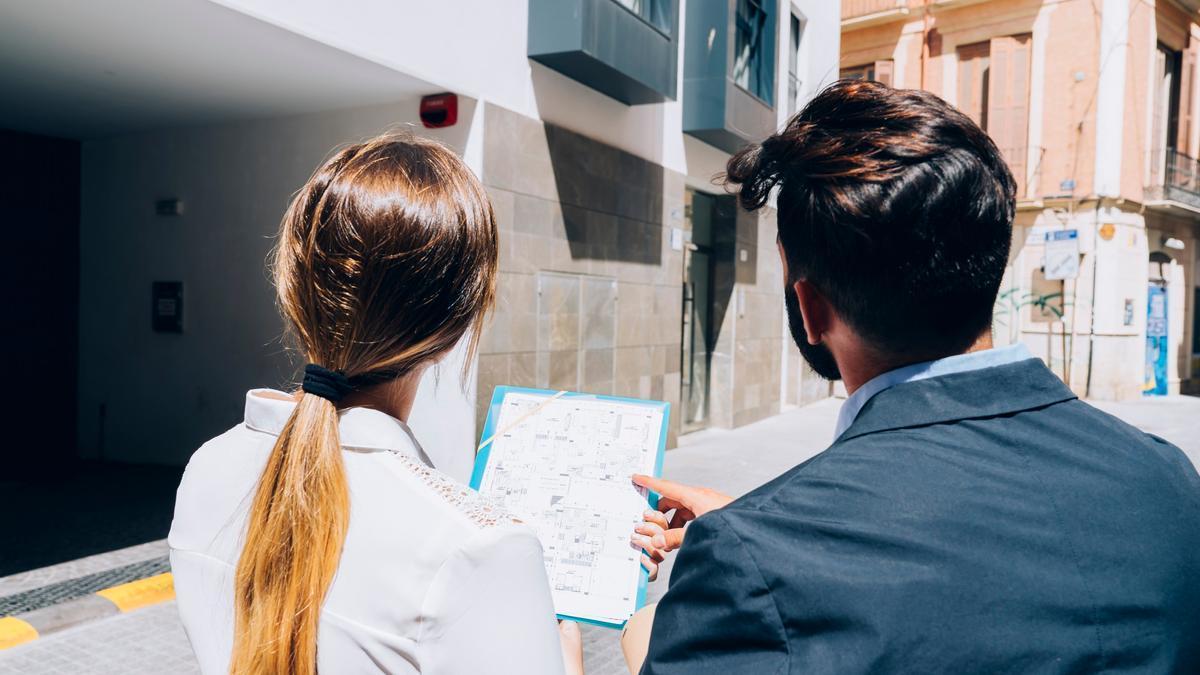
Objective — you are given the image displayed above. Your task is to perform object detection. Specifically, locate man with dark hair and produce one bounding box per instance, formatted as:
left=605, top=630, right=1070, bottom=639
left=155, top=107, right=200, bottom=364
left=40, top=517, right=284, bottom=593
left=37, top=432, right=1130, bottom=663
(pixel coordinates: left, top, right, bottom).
left=627, top=81, right=1200, bottom=673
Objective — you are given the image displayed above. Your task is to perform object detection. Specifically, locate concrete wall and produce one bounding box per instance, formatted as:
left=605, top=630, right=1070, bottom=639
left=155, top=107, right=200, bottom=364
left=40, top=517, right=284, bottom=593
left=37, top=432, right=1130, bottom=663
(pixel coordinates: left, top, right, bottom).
left=77, top=98, right=482, bottom=471
left=74, top=0, right=844, bottom=474
left=216, top=0, right=841, bottom=181
left=726, top=208, right=786, bottom=427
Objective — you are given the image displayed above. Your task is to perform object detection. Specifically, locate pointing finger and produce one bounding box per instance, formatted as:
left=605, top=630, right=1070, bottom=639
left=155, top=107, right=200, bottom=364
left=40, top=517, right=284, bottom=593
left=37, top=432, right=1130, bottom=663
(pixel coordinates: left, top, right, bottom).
left=632, top=474, right=687, bottom=500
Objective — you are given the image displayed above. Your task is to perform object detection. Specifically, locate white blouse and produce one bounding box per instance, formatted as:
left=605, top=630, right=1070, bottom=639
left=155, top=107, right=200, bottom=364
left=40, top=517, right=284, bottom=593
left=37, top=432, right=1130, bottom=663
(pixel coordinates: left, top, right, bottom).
left=168, top=390, right=565, bottom=674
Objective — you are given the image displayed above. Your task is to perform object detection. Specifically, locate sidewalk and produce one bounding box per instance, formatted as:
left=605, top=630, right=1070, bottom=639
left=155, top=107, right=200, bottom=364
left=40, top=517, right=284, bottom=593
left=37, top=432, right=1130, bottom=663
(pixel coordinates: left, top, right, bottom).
left=1, top=395, right=1195, bottom=675
left=581, top=398, right=842, bottom=673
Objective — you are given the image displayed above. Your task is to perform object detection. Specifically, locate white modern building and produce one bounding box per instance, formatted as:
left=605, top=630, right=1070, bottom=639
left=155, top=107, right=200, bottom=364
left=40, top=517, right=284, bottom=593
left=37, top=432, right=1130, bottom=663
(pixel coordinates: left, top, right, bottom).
left=0, top=0, right=841, bottom=479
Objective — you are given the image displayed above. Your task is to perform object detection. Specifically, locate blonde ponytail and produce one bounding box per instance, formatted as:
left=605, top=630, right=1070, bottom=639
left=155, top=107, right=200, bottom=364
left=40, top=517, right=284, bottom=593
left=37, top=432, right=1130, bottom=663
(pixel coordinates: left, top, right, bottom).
left=230, top=393, right=349, bottom=674
left=230, top=133, right=497, bottom=674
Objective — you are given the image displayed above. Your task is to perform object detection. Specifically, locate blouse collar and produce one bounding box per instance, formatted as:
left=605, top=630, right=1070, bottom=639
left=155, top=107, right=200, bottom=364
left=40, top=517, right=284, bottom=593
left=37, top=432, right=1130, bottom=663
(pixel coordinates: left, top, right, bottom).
left=242, top=389, right=434, bottom=468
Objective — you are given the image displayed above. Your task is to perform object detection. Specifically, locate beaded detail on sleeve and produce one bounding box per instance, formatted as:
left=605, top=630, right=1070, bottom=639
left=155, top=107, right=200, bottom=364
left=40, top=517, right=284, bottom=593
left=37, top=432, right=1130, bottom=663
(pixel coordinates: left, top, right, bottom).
left=388, top=451, right=522, bottom=528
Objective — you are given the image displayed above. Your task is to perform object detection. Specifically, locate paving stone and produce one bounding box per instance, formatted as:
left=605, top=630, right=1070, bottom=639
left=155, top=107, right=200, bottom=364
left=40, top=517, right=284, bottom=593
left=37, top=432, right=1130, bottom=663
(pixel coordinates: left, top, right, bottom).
left=0, top=603, right=198, bottom=675
left=0, top=396, right=1195, bottom=674
left=0, top=557, right=169, bottom=616
left=0, top=541, right=168, bottom=597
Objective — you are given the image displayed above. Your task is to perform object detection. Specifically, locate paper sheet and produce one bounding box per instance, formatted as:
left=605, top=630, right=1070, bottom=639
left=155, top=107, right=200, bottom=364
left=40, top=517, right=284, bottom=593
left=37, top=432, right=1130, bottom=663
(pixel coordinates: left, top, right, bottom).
left=472, top=389, right=666, bottom=627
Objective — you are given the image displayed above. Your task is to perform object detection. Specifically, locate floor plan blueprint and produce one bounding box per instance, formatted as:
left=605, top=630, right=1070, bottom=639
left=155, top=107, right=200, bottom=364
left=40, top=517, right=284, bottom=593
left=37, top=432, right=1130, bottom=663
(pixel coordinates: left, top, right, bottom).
left=472, top=388, right=668, bottom=627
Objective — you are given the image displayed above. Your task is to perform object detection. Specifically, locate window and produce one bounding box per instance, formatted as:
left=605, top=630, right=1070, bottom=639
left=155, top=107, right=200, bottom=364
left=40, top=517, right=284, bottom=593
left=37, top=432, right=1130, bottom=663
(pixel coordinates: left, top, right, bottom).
left=840, top=60, right=893, bottom=86
left=1152, top=44, right=1184, bottom=190
left=956, top=41, right=990, bottom=129
left=1154, top=44, right=1183, bottom=154
left=840, top=64, right=874, bottom=81
left=956, top=35, right=1031, bottom=196
left=733, top=0, right=771, bottom=102
left=613, top=0, right=671, bottom=34
left=788, top=14, right=804, bottom=115
left=1152, top=44, right=1200, bottom=197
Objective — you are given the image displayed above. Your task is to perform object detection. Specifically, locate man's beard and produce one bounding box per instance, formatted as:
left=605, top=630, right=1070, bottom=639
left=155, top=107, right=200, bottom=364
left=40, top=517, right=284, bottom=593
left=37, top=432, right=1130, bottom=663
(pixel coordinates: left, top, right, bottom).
left=785, top=287, right=842, bottom=381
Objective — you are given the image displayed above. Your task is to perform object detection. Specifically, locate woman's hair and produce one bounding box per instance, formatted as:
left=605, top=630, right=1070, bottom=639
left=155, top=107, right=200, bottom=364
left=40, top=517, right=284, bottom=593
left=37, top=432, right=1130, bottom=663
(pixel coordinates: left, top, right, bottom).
left=230, top=133, right=498, bottom=674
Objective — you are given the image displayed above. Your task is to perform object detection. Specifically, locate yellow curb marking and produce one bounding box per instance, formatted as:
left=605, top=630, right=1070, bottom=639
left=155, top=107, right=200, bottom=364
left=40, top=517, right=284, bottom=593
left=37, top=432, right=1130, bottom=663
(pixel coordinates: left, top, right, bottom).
left=96, top=572, right=175, bottom=613
left=0, top=617, right=38, bottom=651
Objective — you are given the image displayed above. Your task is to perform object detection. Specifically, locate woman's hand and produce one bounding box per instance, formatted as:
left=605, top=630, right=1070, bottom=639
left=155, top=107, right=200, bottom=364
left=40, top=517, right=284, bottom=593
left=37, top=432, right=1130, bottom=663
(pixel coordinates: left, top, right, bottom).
left=559, top=620, right=584, bottom=675
left=631, top=474, right=733, bottom=580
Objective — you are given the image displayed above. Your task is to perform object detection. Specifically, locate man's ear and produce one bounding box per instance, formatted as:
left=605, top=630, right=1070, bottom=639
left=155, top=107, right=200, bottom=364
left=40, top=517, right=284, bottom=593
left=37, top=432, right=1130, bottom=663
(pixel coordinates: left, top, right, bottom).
left=792, top=279, right=830, bottom=346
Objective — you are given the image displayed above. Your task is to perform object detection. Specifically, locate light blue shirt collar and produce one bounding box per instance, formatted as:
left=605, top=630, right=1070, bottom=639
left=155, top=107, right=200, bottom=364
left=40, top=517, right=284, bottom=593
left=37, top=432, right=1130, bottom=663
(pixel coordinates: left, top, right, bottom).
left=833, top=343, right=1035, bottom=440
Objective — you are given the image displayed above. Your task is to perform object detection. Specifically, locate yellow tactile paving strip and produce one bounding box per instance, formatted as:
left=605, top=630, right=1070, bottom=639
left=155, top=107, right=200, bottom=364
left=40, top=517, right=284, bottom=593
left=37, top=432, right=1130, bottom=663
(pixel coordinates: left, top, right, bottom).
left=1, top=573, right=175, bottom=650
left=0, top=617, right=38, bottom=650
left=95, top=573, right=175, bottom=613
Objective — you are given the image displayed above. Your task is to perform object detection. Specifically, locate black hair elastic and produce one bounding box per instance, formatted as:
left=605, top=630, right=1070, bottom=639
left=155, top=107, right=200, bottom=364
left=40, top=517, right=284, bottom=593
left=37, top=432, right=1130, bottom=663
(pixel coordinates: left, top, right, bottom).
left=301, top=364, right=353, bottom=403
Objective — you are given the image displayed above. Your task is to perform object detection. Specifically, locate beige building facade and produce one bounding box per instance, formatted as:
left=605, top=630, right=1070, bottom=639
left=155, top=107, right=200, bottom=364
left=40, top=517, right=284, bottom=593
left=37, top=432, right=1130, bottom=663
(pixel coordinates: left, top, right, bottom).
left=843, top=0, right=1200, bottom=399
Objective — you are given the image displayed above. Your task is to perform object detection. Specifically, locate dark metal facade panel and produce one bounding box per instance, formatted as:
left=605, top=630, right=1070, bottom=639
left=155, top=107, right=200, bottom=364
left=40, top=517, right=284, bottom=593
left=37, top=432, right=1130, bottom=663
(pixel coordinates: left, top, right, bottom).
left=529, top=0, right=678, bottom=105
left=683, top=0, right=777, bottom=153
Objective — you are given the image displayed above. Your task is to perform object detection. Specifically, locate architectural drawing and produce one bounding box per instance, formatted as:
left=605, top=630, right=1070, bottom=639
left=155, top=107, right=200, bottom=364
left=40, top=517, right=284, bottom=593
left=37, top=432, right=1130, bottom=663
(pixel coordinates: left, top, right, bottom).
left=476, top=391, right=664, bottom=625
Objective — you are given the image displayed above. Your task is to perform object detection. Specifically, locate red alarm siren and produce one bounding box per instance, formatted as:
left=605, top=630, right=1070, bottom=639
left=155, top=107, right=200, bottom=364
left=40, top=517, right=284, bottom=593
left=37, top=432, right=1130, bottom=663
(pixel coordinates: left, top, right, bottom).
left=420, top=93, right=458, bottom=128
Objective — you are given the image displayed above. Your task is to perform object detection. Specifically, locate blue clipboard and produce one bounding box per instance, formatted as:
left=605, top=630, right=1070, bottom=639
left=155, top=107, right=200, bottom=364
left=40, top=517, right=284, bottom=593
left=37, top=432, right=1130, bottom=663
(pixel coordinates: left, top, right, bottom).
left=469, top=385, right=670, bottom=630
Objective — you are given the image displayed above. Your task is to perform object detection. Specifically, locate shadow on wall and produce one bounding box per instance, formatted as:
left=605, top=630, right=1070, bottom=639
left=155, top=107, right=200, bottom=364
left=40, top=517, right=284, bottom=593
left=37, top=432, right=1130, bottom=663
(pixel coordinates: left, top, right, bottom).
left=709, top=194, right=740, bottom=353
left=543, top=123, right=664, bottom=265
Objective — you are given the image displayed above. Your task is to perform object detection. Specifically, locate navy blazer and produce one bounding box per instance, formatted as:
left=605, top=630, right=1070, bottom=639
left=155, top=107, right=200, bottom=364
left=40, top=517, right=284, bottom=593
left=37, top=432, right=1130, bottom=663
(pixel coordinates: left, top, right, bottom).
left=643, top=358, right=1200, bottom=674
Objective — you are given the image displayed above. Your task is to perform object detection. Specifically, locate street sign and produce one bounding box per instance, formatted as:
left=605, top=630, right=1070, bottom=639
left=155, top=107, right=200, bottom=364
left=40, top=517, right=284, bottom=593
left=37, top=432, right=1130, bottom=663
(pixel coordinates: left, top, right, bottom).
left=1044, top=229, right=1080, bottom=280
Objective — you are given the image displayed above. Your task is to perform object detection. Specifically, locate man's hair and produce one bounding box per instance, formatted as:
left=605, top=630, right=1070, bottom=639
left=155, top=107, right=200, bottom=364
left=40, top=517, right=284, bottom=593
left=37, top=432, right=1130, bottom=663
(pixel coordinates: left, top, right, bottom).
left=727, top=79, right=1016, bottom=358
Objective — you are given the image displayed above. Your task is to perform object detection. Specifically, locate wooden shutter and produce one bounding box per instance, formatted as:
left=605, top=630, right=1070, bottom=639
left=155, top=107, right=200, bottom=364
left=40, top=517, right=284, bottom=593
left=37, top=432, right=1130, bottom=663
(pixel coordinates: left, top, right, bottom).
left=925, top=28, right=944, bottom=95
left=956, top=41, right=990, bottom=128
left=1179, top=46, right=1196, bottom=157
left=987, top=34, right=1032, bottom=197
left=1151, top=47, right=1170, bottom=187
left=874, top=60, right=894, bottom=87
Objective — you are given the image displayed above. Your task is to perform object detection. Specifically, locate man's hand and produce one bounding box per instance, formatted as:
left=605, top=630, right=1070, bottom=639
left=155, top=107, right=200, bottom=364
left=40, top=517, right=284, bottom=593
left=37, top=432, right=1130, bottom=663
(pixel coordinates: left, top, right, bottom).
left=632, top=474, right=733, bottom=580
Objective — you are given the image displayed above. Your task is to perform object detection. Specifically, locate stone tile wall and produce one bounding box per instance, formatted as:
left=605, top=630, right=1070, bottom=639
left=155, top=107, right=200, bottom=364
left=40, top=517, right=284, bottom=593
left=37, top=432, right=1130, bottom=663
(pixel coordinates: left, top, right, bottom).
left=477, top=102, right=790, bottom=443
left=730, top=208, right=785, bottom=427
left=478, top=103, right=685, bottom=447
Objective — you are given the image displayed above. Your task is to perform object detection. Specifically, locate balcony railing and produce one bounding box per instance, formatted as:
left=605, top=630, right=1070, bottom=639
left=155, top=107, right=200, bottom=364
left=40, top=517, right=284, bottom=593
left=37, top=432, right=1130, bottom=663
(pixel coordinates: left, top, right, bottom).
left=842, top=0, right=908, bottom=23
left=1147, top=147, right=1200, bottom=210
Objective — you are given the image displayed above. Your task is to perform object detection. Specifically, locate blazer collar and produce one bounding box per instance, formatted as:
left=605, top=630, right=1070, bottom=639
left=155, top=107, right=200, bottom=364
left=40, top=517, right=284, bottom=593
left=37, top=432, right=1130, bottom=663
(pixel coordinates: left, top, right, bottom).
left=242, top=389, right=435, bottom=467
left=837, top=358, right=1077, bottom=443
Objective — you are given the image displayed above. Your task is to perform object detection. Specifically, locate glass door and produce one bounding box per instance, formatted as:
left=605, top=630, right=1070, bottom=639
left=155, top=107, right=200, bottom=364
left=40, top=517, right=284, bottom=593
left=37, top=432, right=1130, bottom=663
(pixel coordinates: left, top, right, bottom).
left=681, top=189, right=717, bottom=431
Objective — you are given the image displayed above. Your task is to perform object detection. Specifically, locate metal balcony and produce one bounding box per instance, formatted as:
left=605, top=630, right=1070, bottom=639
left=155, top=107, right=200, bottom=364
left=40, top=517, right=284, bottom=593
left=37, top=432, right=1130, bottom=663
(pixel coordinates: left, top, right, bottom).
left=1146, top=147, right=1200, bottom=211
left=528, top=0, right=679, bottom=105
left=682, top=0, right=777, bottom=153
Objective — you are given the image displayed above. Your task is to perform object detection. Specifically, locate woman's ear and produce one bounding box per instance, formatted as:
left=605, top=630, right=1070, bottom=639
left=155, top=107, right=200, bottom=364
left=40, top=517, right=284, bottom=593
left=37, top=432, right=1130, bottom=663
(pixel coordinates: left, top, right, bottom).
left=792, top=279, right=831, bottom=346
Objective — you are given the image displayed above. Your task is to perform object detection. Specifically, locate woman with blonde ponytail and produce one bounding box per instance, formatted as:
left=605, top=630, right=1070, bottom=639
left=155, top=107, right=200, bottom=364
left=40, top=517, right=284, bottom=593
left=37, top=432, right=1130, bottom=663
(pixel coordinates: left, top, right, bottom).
left=168, top=134, right=583, bottom=674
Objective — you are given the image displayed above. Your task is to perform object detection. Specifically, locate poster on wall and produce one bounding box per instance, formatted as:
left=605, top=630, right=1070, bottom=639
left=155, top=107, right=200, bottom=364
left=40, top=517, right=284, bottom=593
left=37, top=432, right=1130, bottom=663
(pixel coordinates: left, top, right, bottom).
left=1144, top=284, right=1169, bottom=396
